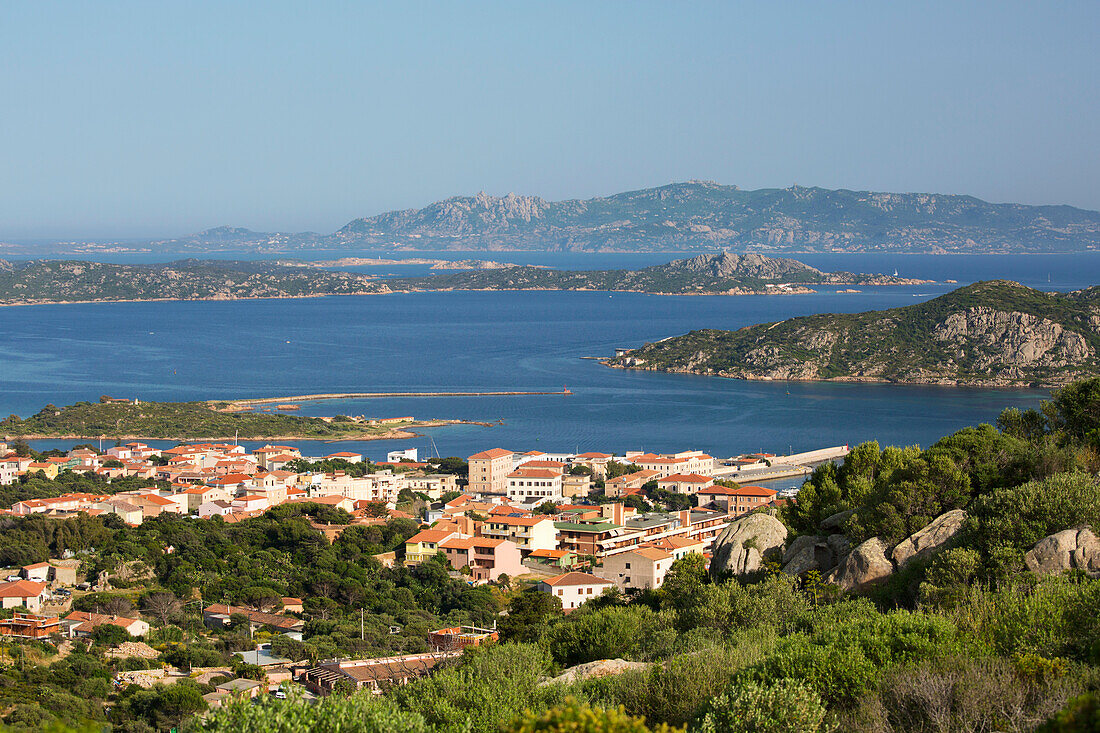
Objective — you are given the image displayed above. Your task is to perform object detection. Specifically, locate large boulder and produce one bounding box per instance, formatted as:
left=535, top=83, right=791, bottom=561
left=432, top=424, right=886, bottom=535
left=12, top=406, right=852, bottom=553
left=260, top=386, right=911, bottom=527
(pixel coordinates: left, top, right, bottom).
left=540, top=659, right=650, bottom=686
left=821, top=509, right=855, bottom=531
left=1025, top=527, right=1100, bottom=577
left=826, top=533, right=851, bottom=562
left=710, top=513, right=788, bottom=577
left=891, top=509, right=967, bottom=568
left=781, top=534, right=838, bottom=575
left=825, top=537, right=893, bottom=592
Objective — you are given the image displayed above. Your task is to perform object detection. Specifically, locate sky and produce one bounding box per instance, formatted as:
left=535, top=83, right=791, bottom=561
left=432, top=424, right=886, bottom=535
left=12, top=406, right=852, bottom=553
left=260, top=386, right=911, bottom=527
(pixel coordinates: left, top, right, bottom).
left=1, top=1, right=1098, bottom=239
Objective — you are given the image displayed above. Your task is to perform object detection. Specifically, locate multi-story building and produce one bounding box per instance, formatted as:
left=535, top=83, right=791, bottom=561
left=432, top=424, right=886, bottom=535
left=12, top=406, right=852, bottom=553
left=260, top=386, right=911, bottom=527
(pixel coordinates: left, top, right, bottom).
left=467, top=449, right=514, bottom=495
left=438, top=536, right=523, bottom=581
left=479, top=515, right=557, bottom=554
left=506, top=467, right=563, bottom=505
left=597, top=546, right=675, bottom=591
left=625, top=451, right=717, bottom=478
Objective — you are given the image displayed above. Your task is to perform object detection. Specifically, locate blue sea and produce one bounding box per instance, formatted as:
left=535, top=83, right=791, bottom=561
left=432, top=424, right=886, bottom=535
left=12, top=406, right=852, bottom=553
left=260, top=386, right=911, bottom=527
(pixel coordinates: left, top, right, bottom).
left=3, top=252, right=1098, bottom=462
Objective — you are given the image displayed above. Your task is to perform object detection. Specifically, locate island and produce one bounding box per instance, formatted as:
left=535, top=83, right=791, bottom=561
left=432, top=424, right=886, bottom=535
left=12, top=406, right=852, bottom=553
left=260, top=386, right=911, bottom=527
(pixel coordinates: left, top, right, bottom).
left=35, top=181, right=1095, bottom=256
left=0, top=399, right=474, bottom=441
left=0, top=253, right=927, bottom=305
left=605, top=280, right=1100, bottom=387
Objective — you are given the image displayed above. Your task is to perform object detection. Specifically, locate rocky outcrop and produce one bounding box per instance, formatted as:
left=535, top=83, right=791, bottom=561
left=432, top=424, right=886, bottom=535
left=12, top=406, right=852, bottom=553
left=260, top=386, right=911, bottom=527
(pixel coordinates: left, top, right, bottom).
left=539, top=659, right=651, bottom=686
left=710, top=513, right=788, bottom=577
left=781, top=534, right=846, bottom=576
left=821, top=509, right=855, bottom=531
left=1024, top=528, right=1100, bottom=576
left=933, top=308, right=1092, bottom=373
left=891, top=510, right=967, bottom=568
left=825, top=537, right=893, bottom=592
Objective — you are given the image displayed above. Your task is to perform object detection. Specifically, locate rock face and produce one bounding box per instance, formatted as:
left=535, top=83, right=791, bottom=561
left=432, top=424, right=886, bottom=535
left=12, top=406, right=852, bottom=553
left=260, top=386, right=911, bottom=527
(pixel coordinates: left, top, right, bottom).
left=540, top=659, right=650, bottom=686
left=781, top=534, right=842, bottom=575
left=666, top=252, right=825, bottom=280
left=1024, top=528, right=1100, bottom=576
left=825, top=537, right=893, bottom=592
left=933, top=308, right=1092, bottom=373
left=891, top=510, right=967, bottom=568
left=710, top=513, right=789, bottom=577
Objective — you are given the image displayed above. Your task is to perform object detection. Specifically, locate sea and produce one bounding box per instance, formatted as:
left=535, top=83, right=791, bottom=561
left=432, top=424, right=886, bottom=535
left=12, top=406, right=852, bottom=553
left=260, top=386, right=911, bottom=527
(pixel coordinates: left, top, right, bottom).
left=3, top=251, right=1099, bottom=478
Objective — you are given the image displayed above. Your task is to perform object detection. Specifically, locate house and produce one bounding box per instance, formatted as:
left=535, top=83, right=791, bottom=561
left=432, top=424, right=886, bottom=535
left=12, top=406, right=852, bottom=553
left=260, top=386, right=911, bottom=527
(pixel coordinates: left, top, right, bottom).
left=215, top=678, right=266, bottom=699
left=561, top=473, right=592, bottom=499
left=232, top=495, right=270, bottom=513
left=49, top=559, right=81, bottom=586
left=0, top=455, right=33, bottom=485
left=572, top=452, right=614, bottom=478
left=402, top=473, right=458, bottom=499
left=327, top=451, right=364, bottom=463
left=597, top=546, right=675, bottom=591
left=253, top=445, right=302, bottom=470
left=604, top=470, right=661, bottom=498
left=22, top=562, right=51, bottom=583
left=62, top=611, right=150, bottom=638
left=0, top=612, right=61, bottom=639
left=198, top=499, right=235, bottom=518
left=281, top=597, right=304, bottom=613
left=0, top=580, right=49, bottom=613
left=656, top=473, right=714, bottom=495
left=385, top=449, right=416, bottom=463
left=642, top=535, right=706, bottom=561
left=467, top=449, right=514, bottom=495
left=95, top=498, right=144, bottom=525
left=700, top=485, right=778, bottom=514
left=479, top=515, right=558, bottom=554
left=506, top=467, right=564, bottom=505
left=119, top=491, right=181, bottom=519
left=299, top=652, right=455, bottom=695
left=25, top=462, right=59, bottom=479
left=437, top=536, right=523, bottom=581
left=536, top=572, right=615, bottom=612
left=527, top=548, right=579, bottom=569
left=203, top=604, right=305, bottom=637
left=404, top=529, right=461, bottom=565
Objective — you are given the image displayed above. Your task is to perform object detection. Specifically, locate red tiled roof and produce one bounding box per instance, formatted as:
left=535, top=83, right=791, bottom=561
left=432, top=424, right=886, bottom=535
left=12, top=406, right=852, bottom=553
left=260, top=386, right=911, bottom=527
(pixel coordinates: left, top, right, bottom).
left=469, top=448, right=512, bottom=460
left=541, top=572, right=613, bottom=587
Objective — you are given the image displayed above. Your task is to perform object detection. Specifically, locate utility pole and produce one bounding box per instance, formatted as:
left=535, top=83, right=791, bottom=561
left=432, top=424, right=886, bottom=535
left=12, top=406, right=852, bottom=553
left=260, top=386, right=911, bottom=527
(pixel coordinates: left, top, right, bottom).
left=360, top=608, right=365, bottom=640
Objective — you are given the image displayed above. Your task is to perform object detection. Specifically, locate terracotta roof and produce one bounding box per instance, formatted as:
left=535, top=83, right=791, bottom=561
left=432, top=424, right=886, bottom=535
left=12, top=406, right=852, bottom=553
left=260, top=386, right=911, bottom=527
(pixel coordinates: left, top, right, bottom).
left=507, top=467, right=559, bottom=479
left=0, top=580, right=47, bottom=598
left=439, top=536, right=477, bottom=550
left=469, top=448, right=512, bottom=460
left=529, top=549, right=571, bottom=558
left=541, top=572, right=613, bottom=588
left=520, top=460, right=566, bottom=469
left=731, top=486, right=778, bottom=497
left=659, top=473, right=713, bottom=483
left=574, top=452, right=612, bottom=459
left=22, top=562, right=51, bottom=570
left=488, top=515, right=551, bottom=527
left=627, top=546, right=673, bottom=561
left=407, top=529, right=456, bottom=544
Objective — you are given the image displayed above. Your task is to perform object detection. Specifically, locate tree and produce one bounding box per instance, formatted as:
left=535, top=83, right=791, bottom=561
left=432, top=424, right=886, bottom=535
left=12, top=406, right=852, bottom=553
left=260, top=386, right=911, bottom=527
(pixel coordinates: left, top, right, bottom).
left=498, top=591, right=562, bottom=642
left=143, top=590, right=184, bottom=625
left=660, top=554, right=708, bottom=611
left=697, top=679, right=835, bottom=733
left=90, top=623, right=131, bottom=647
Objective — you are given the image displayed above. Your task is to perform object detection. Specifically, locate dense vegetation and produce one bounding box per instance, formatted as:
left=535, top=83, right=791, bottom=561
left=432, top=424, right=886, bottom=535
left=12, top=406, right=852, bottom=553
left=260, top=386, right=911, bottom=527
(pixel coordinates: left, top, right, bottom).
left=6, top=380, right=1100, bottom=732
left=610, top=280, right=1100, bottom=386
left=0, top=400, right=416, bottom=440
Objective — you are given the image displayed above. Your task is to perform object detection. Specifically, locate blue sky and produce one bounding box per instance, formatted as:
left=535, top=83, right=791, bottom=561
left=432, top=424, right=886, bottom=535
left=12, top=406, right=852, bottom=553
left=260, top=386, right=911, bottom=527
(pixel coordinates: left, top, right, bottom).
left=1, top=1, right=1097, bottom=238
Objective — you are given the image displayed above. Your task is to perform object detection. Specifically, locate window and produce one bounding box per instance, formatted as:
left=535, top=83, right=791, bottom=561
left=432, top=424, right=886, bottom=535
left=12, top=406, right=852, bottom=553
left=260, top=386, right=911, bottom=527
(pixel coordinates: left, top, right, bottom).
left=557, top=589, right=563, bottom=596
left=625, top=562, right=631, bottom=569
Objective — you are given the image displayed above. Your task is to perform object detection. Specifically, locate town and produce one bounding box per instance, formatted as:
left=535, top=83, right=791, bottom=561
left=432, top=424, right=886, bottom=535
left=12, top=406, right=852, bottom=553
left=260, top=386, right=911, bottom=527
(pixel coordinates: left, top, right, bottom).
left=0, top=437, right=847, bottom=709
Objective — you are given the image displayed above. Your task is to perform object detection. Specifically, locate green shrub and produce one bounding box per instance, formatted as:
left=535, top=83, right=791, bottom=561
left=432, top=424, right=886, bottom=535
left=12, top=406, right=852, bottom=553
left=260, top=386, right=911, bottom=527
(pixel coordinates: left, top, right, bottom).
left=197, top=689, right=426, bottom=732
left=505, top=696, right=683, bottom=733
left=696, top=678, right=835, bottom=733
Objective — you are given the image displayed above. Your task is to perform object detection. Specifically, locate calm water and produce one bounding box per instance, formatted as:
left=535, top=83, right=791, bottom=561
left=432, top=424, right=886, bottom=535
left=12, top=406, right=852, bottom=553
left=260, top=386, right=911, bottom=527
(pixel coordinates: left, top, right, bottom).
left=3, top=253, right=1098, bottom=460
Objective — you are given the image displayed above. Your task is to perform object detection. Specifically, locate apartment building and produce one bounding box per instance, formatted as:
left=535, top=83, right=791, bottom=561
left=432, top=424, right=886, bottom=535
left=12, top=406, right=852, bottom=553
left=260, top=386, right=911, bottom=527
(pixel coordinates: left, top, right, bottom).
left=467, top=449, right=514, bottom=495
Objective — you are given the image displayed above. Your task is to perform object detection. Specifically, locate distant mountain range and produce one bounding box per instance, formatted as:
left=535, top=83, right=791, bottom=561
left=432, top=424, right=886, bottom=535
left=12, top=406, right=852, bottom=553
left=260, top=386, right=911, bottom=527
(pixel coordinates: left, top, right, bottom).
left=607, top=280, right=1100, bottom=387
left=9, top=182, right=1100, bottom=255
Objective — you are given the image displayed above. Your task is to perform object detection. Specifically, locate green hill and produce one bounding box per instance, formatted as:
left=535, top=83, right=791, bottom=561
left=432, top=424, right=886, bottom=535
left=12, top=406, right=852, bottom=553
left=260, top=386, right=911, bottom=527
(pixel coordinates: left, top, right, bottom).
left=607, top=281, right=1100, bottom=387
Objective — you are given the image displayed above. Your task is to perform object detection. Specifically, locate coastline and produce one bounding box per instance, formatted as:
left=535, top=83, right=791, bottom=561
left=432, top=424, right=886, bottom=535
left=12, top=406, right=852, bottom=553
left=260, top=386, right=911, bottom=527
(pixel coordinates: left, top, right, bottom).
left=601, top=362, right=1066, bottom=389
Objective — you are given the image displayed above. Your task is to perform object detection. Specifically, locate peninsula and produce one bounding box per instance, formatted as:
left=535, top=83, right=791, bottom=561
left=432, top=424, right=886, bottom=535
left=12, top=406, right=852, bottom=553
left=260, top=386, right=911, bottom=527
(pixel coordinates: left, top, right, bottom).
left=0, top=253, right=926, bottom=305
left=606, top=280, right=1100, bottom=387
left=0, top=399, right=477, bottom=442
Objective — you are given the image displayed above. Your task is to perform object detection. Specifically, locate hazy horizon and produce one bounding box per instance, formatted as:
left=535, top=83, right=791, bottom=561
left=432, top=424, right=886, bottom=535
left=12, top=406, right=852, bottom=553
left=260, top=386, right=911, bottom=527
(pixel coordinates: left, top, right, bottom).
left=3, top=1, right=1098, bottom=239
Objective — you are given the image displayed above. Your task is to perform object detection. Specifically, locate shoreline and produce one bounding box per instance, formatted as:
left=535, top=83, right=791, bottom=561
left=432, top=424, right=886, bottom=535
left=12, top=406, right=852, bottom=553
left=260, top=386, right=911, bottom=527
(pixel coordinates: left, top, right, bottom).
left=9, top=419, right=492, bottom=444
left=0, top=280, right=936, bottom=308
left=601, top=362, right=1065, bottom=389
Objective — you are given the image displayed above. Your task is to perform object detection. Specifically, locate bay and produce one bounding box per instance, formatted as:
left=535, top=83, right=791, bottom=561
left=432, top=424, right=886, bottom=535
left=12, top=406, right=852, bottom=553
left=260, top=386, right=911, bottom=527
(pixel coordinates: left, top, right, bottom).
left=2, top=253, right=1097, bottom=461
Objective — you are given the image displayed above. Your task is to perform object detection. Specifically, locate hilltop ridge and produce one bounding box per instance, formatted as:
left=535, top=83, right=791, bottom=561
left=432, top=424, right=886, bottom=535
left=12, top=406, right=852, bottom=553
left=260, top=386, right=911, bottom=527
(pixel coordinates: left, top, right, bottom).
left=131, top=182, right=1100, bottom=254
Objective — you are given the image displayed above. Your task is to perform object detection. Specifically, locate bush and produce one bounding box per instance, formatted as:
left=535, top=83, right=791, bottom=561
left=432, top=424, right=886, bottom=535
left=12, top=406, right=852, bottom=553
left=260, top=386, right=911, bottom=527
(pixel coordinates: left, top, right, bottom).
left=1038, top=691, right=1100, bottom=732
left=696, top=678, right=835, bottom=733
left=506, top=696, right=683, bottom=733
left=198, top=689, right=427, bottom=732
left=543, top=606, right=658, bottom=666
